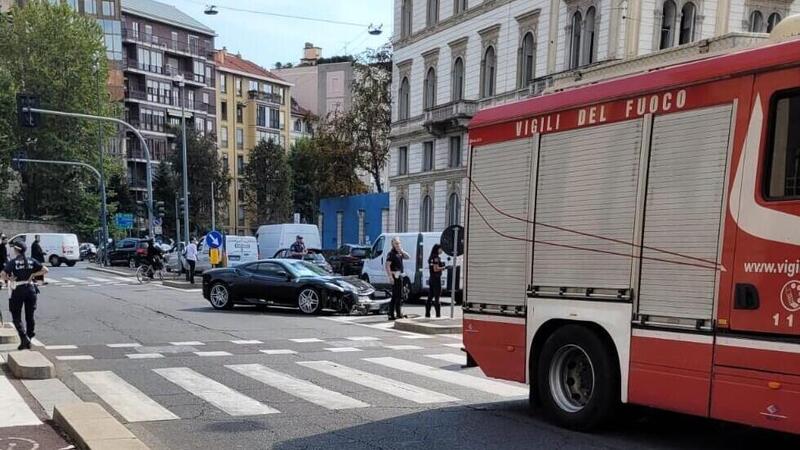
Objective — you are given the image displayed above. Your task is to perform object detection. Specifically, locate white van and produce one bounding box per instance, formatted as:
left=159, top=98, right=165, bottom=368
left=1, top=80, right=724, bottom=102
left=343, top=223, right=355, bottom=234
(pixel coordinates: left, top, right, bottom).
left=224, top=235, right=258, bottom=267
left=255, top=224, right=322, bottom=259
left=8, top=233, right=81, bottom=267
left=360, top=232, right=449, bottom=300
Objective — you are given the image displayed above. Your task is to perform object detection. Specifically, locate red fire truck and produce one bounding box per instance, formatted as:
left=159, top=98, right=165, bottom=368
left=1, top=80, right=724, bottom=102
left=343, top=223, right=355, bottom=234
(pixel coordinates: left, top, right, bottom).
left=464, top=17, right=800, bottom=433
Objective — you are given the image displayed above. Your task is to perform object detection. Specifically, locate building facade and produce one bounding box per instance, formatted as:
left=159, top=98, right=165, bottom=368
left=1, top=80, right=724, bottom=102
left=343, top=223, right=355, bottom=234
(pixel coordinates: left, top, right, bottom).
left=290, top=98, right=314, bottom=146
left=214, top=49, right=292, bottom=236
left=319, top=193, right=390, bottom=249
left=120, top=0, right=217, bottom=201
left=388, top=0, right=800, bottom=234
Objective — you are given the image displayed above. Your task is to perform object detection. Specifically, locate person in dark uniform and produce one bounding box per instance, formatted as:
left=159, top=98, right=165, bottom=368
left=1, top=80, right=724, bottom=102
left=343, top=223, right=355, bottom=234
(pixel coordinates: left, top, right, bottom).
left=31, top=235, right=46, bottom=284
left=0, top=234, right=7, bottom=291
left=384, top=237, right=410, bottom=321
left=426, top=244, right=445, bottom=318
left=289, top=235, right=307, bottom=259
left=145, top=239, right=164, bottom=278
left=1, top=241, right=48, bottom=350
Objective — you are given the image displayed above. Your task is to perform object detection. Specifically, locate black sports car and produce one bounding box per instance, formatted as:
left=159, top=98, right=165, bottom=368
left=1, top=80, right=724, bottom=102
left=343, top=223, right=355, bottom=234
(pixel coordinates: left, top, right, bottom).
left=202, top=258, right=387, bottom=314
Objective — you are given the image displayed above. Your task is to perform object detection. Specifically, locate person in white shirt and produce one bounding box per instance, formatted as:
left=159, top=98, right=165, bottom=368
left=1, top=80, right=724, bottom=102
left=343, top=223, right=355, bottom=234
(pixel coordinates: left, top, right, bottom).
left=184, top=238, right=198, bottom=284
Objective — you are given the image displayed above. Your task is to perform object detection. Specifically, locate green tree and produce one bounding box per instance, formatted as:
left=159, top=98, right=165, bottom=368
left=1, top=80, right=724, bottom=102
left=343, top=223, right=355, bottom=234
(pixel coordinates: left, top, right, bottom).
left=290, top=138, right=322, bottom=223
left=242, top=139, right=292, bottom=225
left=0, top=0, right=116, bottom=239
left=169, top=127, right=228, bottom=235
left=153, top=161, right=178, bottom=238
left=314, top=114, right=367, bottom=196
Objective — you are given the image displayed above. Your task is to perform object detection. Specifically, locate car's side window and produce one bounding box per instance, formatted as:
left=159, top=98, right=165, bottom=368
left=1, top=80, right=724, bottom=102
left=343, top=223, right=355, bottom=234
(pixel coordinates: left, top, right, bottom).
left=256, top=262, right=284, bottom=277
left=372, top=237, right=384, bottom=258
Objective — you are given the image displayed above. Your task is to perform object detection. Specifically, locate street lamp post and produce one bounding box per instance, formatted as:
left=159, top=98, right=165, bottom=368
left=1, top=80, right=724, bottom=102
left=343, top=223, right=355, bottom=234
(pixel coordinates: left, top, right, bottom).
left=94, top=57, right=110, bottom=265
left=175, top=75, right=191, bottom=246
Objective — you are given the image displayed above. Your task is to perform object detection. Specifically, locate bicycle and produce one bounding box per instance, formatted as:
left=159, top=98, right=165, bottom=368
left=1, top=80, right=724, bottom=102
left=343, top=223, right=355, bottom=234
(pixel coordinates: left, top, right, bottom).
left=136, top=262, right=165, bottom=284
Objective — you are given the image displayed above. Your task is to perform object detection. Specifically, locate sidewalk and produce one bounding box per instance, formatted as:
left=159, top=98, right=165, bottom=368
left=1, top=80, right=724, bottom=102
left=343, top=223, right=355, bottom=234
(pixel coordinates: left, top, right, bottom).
left=87, top=265, right=136, bottom=277
left=393, top=298, right=463, bottom=334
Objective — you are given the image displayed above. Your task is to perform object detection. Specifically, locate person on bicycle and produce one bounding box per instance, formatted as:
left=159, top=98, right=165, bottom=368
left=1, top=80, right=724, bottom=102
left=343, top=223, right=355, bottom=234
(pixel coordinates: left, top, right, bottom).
left=145, top=239, right=163, bottom=278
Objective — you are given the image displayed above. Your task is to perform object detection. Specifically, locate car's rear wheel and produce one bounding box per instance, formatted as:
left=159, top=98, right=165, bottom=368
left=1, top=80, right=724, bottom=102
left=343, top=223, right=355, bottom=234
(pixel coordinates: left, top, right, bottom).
left=65, top=261, right=76, bottom=267
left=49, top=255, right=61, bottom=267
left=297, top=287, right=322, bottom=315
left=210, top=283, right=233, bottom=310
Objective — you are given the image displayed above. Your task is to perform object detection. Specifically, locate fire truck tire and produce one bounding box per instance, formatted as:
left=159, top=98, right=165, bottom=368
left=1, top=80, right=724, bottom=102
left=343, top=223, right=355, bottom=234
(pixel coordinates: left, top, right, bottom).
left=537, top=324, right=618, bottom=431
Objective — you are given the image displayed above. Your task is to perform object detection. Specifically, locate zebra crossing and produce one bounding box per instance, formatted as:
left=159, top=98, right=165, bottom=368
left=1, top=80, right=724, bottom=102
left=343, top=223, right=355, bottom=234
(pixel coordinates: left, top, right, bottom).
left=40, top=275, right=141, bottom=288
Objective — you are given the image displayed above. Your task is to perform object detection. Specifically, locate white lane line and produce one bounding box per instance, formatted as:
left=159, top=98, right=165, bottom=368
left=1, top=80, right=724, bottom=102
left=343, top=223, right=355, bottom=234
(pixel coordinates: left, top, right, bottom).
left=154, top=367, right=278, bottom=416
left=259, top=349, right=297, bottom=355
left=107, top=343, right=142, bottom=348
left=22, top=378, right=82, bottom=418
left=169, top=341, right=205, bottom=346
left=112, top=276, right=134, bottom=282
left=399, top=335, right=434, bottom=340
left=194, top=351, right=232, bottom=357
left=62, top=285, right=76, bottom=288
left=87, top=284, right=101, bottom=287
left=61, top=277, right=85, bottom=283
left=87, top=277, right=113, bottom=282
left=0, top=375, right=42, bottom=427
left=74, top=371, right=179, bottom=422
left=364, top=357, right=528, bottom=398
left=345, top=336, right=381, bottom=341
left=160, top=285, right=202, bottom=293
left=231, top=340, right=263, bottom=345
left=45, top=345, right=78, bottom=350
left=227, top=363, right=368, bottom=410
left=126, top=353, right=164, bottom=359
left=443, top=343, right=464, bottom=349
left=31, top=338, right=45, bottom=347
left=56, top=355, right=94, bottom=361
left=299, top=360, right=459, bottom=404
left=324, top=347, right=362, bottom=353
left=426, top=353, right=465, bottom=365
left=46, top=278, right=60, bottom=283
left=290, top=338, right=324, bottom=343
left=383, top=345, right=423, bottom=350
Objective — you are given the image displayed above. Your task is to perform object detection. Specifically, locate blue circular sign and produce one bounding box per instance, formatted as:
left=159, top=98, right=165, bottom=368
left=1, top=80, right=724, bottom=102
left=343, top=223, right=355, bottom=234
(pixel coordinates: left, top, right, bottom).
left=206, top=231, right=223, bottom=249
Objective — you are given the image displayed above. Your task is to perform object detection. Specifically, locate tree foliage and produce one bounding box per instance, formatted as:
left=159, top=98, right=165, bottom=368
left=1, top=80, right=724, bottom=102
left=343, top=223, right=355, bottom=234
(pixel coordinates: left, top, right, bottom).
left=153, top=161, right=178, bottom=239
left=242, top=139, right=292, bottom=225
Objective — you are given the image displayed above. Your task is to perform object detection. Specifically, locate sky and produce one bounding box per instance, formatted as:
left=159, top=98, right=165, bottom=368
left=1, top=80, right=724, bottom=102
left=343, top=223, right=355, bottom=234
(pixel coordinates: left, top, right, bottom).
left=166, top=0, right=394, bottom=69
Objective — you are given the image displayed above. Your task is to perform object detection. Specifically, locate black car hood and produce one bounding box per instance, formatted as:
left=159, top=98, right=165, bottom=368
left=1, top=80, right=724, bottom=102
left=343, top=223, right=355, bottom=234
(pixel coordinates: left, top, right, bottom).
left=299, top=275, right=375, bottom=294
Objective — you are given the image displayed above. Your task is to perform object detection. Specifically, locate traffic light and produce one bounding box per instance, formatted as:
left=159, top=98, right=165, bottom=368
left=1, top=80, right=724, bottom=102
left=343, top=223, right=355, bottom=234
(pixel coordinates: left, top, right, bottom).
left=16, top=93, right=40, bottom=128
left=136, top=200, right=148, bottom=218
left=156, top=201, right=166, bottom=218
left=178, top=197, right=186, bottom=215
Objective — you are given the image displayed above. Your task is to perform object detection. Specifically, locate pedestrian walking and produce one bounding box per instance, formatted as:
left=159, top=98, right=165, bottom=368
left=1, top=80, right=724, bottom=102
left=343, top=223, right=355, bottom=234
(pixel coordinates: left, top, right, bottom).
left=1, top=241, right=48, bottom=350
left=426, top=244, right=445, bottom=318
left=0, top=234, right=7, bottom=291
left=31, top=235, right=47, bottom=285
left=185, top=237, right=198, bottom=284
left=384, top=237, right=409, bottom=321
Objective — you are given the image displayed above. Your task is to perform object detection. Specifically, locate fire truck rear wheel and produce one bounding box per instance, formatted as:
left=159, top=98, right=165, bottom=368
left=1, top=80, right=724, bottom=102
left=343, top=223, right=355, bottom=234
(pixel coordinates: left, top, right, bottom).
left=537, top=324, right=618, bottom=431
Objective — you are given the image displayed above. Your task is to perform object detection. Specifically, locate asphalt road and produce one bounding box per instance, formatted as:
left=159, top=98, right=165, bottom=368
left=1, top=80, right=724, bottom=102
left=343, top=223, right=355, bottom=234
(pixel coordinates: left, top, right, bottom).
left=3, top=262, right=798, bottom=450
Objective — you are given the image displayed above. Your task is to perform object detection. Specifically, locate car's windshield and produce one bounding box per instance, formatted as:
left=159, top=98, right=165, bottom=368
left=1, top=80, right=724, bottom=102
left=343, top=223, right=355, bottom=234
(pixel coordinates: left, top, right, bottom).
left=352, top=248, right=368, bottom=258
left=305, top=253, right=325, bottom=262
left=286, top=260, right=329, bottom=277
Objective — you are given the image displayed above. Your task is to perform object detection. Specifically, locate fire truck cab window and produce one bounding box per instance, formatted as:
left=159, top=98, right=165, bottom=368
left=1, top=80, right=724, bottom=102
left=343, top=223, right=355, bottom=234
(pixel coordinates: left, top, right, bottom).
left=766, top=92, right=800, bottom=199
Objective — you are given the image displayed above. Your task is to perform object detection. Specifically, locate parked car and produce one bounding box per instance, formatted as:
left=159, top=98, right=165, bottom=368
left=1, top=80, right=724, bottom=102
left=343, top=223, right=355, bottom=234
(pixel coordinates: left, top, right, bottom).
left=202, top=259, right=385, bottom=314
left=107, top=238, right=147, bottom=268
left=272, top=248, right=333, bottom=273
left=79, top=243, right=97, bottom=261
left=255, top=224, right=321, bottom=260
left=8, top=233, right=81, bottom=267
left=225, top=235, right=258, bottom=267
left=327, top=244, right=370, bottom=276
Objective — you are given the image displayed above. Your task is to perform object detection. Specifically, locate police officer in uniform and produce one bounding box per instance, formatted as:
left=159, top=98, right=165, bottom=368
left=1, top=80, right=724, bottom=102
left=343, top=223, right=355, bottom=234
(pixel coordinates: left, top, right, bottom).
left=1, top=241, right=48, bottom=350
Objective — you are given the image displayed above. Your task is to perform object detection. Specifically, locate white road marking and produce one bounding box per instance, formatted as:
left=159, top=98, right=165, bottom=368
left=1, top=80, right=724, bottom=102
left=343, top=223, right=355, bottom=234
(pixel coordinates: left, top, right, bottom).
left=62, top=285, right=76, bottom=288
left=126, top=353, right=164, bottom=359
left=440, top=333, right=463, bottom=340
left=22, top=378, right=82, bottom=418
left=154, top=367, right=278, bottom=416
left=426, top=353, right=465, bottom=365
left=290, top=338, right=324, bottom=343
left=169, top=341, right=205, bottom=346
left=231, top=340, right=263, bottom=345
left=194, top=351, right=232, bottom=357
left=345, top=336, right=381, bottom=341
left=0, top=375, right=41, bottom=427
left=87, top=277, right=113, bottom=283
left=107, top=343, right=142, bottom=348
left=160, top=285, right=202, bottom=293
left=56, top=355, right=93, bottom=361
left=87, top=284, right=101, bottom=287
left=74, top=371, right=179, bottom=422
left=399, top=335, right=434, bottom=340
left=299, top=360, right=459, bottom=404
left=61, top=277, right=85, bottom=283
left=259, top=349, right=297, bottom=355
left=324, top=347, right=362, bottom=353
left=364, top=357, right=528, bottom=398
left=31, top=338, right=45, bottom=347
left=113, top=276, right=134, bottom=282
left=383, top=345, right=423, bottom=350
left=227, top=363, right=368, bottom=410
left=45, top=345, right=78, bottom=350
left=46, top=278, right=60, bottom=283
left=443, top=343, right=464, bottom=349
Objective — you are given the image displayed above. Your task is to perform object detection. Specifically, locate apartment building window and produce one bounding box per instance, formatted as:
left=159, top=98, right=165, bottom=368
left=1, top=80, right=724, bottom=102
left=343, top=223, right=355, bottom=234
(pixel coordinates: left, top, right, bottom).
left=186, top=90, right=195, bottom=107
left=447, top=193, right=461, bottom=226
left=401, top=0, right=413, bottom=37
left=193, top=61, right=205, bottom=83
left=237, top=155, right=244, bottom=173
left=423, top=141, right=434, bottom=171
left=220, top=74, right=227, bottom=93
left=235, top=78, right=242, bottom=96
left=238, top=188, right=245, bottom=202
left=519, top=32, right=536, bottom=87
left=67, top=0, right=77, bottom=10
left=206, top=119, right=214, bottom=135
left=220, top=126, right=228, bottom=147
left=236, top=128, right=244, bottom=150
left=749, top=11, right=764, bottom=32
left=202, top=92, right=209, bottom=104
left=481, top=46, right=496, bottom=98
left=398, top=77, right=410, bottom=120
left=238, top=206, right=245, bottom=227
left=582, top=7, right=597, bottom=65
left=144, top=24, right=152, bottom=40
left=449, top=135, right=462, bottom=167
left=420, top=195, right=433, bottom=232
left=452, top=57, right=464, bottom=101
left=137, top=48, right=162, bottom=73
left=171, top=31, right=178, bottom=44
left=426, top=0, right=439, bottom=27
left=270, top=108, right=280, bottom=129
left=396, top=198, right=408, bottom=232
left=424, top=68, right=437, bottom=110
left=249, top=80, right=258, bottom=92
left=678, top=2, right=696, bottom=45
left=569, top=12, right=582, bottom=68
left=767, top=13, right=782, bottom=32
left=101, top=0, right=114, bottom=16
left=222, top=154, right=229, bottom=172
left=85, top=0, right=96, bottom=14
left=257, top=106, right=266, bottom=127
left=236, top=105, right=243, bottom=123
left=221, top=101, right=227, bottom=121
left=660, top=1, right=677, bottom=49
left=398, top=146, right=408, bottom=175
left=293, top=119, right=302, bottom=132
left=196, top=117, right=205, bottom=135
left=454, top=0, right=468, bottom=14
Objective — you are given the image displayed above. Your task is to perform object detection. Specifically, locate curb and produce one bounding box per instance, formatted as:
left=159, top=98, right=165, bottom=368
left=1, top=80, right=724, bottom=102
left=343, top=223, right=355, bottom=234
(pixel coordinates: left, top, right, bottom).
left=87, top=266, right=135, bottom=277
left=7, top=350, right=55, bottom=379
left=54, top=402, right=150, bottom=450
left=0, top=324, right=20, bottom=345
left=162, top=279, right=199, bottom=289
left=394, top=318, right=463, bottom=334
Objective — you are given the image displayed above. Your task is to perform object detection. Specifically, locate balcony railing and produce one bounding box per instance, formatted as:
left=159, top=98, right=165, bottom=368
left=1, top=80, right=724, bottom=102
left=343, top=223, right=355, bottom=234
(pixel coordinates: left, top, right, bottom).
left=126, top=89, right=216, bottom=114
left=422, top=100, right=478, bottom=137
left=121, top=27, right=213, bottom=59
left=121, top=58, right=208, bottom=86
left=247, top=90, right=283, bottom=105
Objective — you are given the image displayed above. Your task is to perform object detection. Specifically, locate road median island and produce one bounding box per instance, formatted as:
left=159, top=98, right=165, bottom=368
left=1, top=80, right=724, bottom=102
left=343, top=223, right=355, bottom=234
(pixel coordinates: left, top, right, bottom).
left=87, top=265, right=135, bottom=277
left=0, top=323, right=20, bottom=346
left=54, top=402, right=150, bottom=450
left=7, top=350, right=55, bottom=379
left=394, top=317, right=463, bottom=334
left=162, top=278, right=199, bottom=289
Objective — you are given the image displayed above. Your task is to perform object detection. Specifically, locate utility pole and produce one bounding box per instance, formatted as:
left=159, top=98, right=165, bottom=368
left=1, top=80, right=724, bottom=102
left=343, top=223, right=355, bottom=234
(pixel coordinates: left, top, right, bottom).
left=94, top=56, right=109, bottom=265
left=174, top=197, right=181, bottom=245
left=211, top=180, right=215, bottom=231
left=175, top=75, right=190, bottom=246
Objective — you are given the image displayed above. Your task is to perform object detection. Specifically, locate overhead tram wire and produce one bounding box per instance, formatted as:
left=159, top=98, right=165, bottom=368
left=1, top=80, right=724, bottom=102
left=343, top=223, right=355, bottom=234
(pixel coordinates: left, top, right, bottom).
left=192, top=1, right=375, bottom=29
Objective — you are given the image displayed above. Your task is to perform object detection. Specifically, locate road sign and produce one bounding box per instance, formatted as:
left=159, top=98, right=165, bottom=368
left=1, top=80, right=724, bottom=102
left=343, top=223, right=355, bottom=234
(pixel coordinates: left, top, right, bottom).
left=153, top=217, right=163, bottom=226
left=153, top=225, right=163, bottom=235
left=209, top=248, right=221, bottom=265
left=115, top=213, right=134, bottom=230
left=440, top=225, right=464, bottom=257
left=206, top=230, right=223, bottom=249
